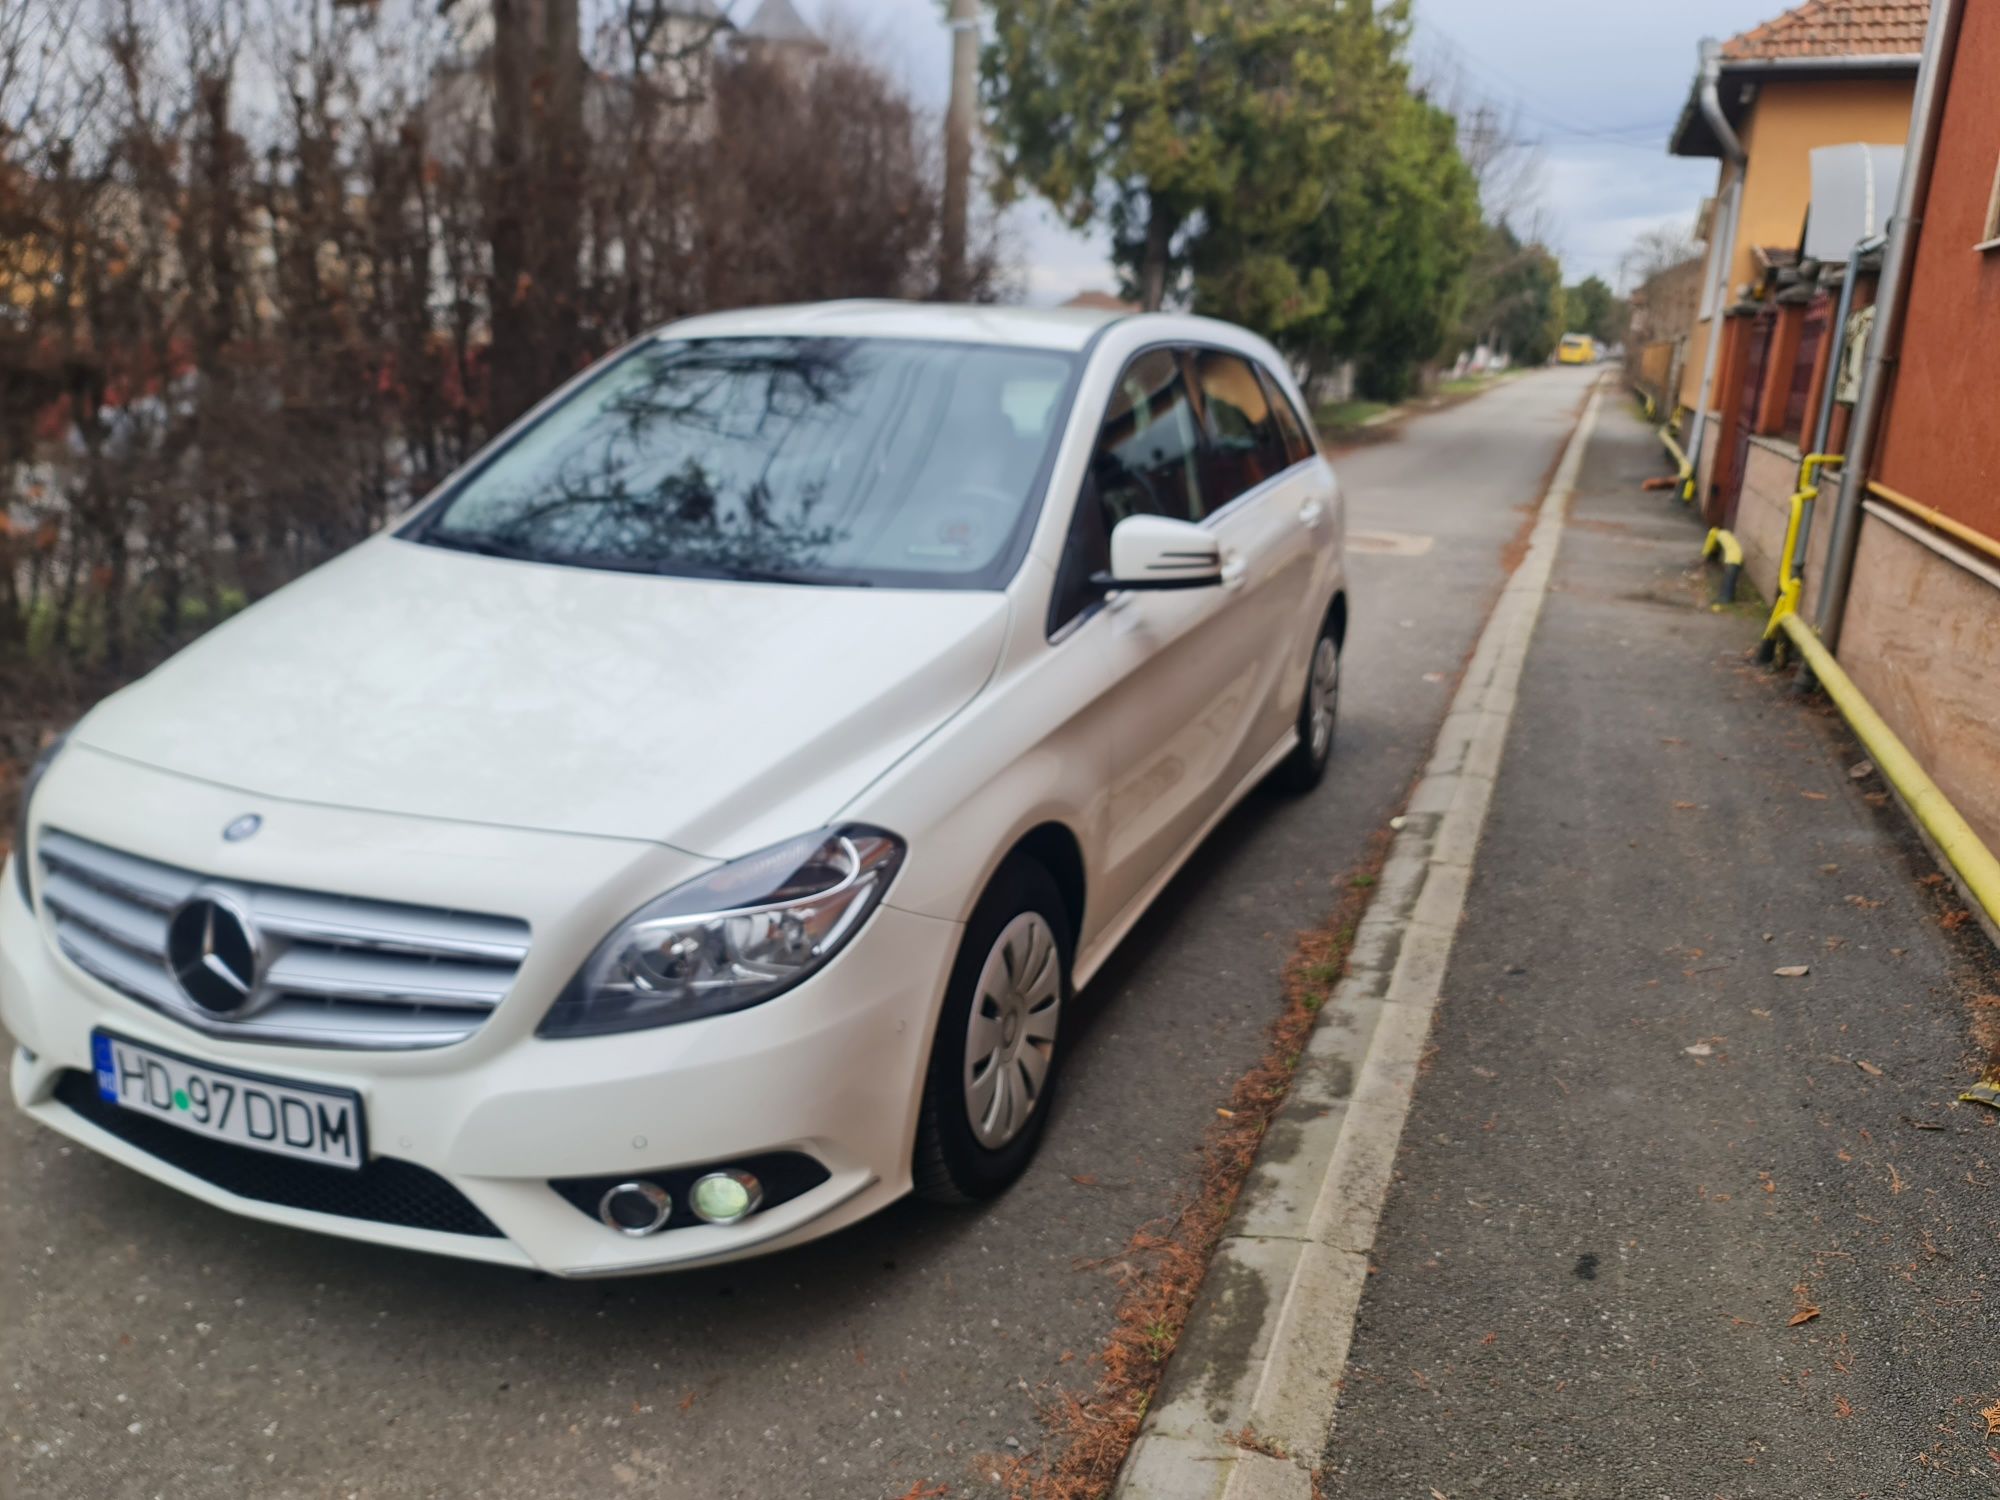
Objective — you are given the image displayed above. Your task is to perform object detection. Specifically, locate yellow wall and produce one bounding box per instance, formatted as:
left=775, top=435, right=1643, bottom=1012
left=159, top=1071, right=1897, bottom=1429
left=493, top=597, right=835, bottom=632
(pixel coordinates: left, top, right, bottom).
left=1676, top=76, right=1914, bottom=415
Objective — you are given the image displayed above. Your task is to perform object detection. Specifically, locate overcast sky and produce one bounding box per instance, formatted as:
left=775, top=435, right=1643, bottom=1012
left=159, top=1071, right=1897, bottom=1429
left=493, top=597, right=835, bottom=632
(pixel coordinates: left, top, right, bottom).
left=786, top=0, right=1794, bottom=300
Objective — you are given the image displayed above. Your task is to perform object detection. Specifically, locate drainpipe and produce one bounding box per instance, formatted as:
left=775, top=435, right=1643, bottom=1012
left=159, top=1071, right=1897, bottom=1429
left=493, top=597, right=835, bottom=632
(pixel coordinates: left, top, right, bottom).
left=1808, top=238, right=1876, bottom=459
left=1785, top=233, right=1882, bottom=581
left=1684, top=39, right=1748, bottom=501
left=1813, top=0, right=1965, bottom=651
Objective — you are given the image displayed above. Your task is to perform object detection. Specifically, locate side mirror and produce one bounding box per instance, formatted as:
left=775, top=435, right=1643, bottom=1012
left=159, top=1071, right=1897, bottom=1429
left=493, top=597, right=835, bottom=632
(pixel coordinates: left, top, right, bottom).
left=1093, top=514, right=1222, bottom=592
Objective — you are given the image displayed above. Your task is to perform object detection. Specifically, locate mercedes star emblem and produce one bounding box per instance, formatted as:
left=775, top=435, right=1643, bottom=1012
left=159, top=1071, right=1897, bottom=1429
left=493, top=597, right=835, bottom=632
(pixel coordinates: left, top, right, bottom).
left=165, top=891, right=264, bottom=1017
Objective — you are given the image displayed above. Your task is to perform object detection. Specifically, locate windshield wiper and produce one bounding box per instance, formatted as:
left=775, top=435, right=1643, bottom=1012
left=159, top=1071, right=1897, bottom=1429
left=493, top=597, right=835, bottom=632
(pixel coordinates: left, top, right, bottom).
left=419, top=533, right=871, bottom=587
left=422, top=531, right=546, bottom=563
left=702, top=563, right=873, bottom=588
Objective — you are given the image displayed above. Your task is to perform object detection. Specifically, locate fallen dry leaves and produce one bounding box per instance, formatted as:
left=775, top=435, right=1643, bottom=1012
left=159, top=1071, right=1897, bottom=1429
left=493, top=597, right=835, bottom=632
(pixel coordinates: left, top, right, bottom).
left=998, top=830, right=1392, bottom=1500
left=1981, top=1401, right=2000, bottom=1437
left=1790, top=1283, right=1821, bottom=1326
left=1774, top=965, right=1810, bottom=978
left=1856, top=1060, right=1884, bottom=1077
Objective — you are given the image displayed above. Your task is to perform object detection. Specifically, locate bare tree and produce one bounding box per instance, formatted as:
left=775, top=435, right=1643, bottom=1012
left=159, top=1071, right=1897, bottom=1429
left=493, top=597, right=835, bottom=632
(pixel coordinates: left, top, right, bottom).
left=0, top=0, right=1001, bottom=760
left=1620, top=218, right=1700, bottom=292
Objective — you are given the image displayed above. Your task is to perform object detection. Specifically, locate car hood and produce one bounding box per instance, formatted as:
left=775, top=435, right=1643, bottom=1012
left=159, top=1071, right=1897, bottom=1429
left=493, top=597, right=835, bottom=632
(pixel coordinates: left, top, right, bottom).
left=74, top=537, right=1010, bottom=855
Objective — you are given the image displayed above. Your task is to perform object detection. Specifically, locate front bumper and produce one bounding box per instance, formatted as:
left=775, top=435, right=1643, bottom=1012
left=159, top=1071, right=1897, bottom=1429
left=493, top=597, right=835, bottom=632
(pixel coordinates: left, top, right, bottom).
left=2, top=852, right=961, bottom=1276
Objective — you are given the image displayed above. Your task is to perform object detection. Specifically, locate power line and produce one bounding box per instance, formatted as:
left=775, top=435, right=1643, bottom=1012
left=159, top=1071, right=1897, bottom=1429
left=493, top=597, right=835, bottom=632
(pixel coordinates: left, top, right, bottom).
left=1418, top=27, right=1677, bottom=149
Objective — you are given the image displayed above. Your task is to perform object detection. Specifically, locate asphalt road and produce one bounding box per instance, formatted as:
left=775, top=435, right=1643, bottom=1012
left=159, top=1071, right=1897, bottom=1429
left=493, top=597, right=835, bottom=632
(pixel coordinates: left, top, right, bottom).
left=1324, top=394, right=2000, bottom=1497
left=0, top=368, right=1596, bottom=1500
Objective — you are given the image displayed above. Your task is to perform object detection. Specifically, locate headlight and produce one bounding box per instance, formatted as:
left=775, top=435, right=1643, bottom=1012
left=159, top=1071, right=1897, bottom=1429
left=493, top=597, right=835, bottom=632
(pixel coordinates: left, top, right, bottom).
left=12, top=733, right=67, bottom=910
left=538, top=825, right=905, bottom=1038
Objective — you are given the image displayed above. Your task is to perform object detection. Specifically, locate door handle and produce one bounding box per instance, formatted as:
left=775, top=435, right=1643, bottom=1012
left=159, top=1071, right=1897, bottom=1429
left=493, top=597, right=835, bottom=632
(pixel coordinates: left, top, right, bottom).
left=1219, top=553, right=1248, bottom=590
left=1297, top=500, right=1326, bottom=529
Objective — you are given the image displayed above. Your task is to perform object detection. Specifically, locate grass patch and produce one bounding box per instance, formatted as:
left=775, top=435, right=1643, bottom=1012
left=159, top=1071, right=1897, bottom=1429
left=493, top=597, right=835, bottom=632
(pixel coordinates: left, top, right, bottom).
left=994, top=823, right=1396, bottom=1499
left=1313, top=399, right=1390, bottom=433
left=1438, top=368, right=1522, bottom=397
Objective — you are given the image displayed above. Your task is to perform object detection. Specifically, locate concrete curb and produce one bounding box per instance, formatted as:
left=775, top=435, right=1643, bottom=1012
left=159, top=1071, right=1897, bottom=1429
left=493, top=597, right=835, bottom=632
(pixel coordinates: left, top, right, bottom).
left=1110, top=380, right=1606, bottom=1499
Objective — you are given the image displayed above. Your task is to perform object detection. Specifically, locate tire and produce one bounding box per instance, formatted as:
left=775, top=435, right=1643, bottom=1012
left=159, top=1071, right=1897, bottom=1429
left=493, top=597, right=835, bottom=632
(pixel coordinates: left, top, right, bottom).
left=1273, top=610, right=1341, bottom=794
left=913, top=857, right=1071, bottom=1204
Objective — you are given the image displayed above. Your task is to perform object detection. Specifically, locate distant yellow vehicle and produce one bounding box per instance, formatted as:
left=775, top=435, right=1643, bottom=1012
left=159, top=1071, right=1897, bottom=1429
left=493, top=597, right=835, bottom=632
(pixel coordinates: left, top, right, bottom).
left=1557, top=333, right=1597, bottom=365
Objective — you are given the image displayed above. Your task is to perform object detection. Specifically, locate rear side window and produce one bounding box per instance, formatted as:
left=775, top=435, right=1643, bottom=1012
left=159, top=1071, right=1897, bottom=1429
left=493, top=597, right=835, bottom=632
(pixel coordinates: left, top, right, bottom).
left=1192, top=349, right=1290, bottom=507
left=1259, top=366, right=1315, bottom=465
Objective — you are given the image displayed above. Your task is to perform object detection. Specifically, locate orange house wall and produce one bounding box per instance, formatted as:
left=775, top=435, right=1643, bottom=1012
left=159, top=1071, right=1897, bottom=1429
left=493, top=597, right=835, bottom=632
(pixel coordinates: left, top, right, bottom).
left=1676, top=77, right=1914, bottom=417
left=1873, top=2, right=2000, bottom=541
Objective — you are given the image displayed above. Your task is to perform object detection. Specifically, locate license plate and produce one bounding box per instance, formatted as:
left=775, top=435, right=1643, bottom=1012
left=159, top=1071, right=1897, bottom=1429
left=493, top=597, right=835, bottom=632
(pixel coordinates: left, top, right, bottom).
left=90, top=1032, right=365, bottom=1171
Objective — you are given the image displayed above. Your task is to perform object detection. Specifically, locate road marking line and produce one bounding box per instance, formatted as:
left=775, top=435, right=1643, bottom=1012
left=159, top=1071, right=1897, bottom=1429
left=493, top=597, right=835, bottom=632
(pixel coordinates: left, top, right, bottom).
left=1112, top=380, right=1605, bottom=1499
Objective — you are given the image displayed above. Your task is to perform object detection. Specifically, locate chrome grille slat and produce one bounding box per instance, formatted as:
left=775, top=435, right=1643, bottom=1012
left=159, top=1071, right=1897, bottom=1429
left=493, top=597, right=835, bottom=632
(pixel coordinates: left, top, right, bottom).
left=53, top=919, right=186, bottom=1010
left=248, top=889, right=530, bottom=962
left=213, top=998, right=493, bottom=1049
left=264, top=948, right=513, bottom=1010
left=40, top=830, right=200, bottom=912
left=41, top=871, right=171, bottom=957
left=36, top=829, right=531, bottom=1051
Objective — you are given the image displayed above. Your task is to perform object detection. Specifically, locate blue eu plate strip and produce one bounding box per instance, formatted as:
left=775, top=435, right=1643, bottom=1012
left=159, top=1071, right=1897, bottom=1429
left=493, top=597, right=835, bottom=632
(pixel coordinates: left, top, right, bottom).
left=90, top=1032, right=117, bottom=1102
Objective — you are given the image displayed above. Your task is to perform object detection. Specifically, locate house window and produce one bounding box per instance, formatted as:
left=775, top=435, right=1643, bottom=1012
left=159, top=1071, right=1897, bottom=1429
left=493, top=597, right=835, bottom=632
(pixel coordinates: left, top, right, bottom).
left=1980, top=154, right=2000, bottom=252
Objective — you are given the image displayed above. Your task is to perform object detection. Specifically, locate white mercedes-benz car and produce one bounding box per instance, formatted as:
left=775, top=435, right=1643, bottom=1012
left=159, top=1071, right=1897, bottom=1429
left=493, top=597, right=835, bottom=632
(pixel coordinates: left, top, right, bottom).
left=2, top=302, right=1346, bottom=1275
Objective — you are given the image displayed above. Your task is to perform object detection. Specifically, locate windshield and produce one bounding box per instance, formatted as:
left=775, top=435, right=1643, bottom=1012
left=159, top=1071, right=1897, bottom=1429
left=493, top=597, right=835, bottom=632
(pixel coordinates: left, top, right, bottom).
left=410, top=336, right=1081, bottom=588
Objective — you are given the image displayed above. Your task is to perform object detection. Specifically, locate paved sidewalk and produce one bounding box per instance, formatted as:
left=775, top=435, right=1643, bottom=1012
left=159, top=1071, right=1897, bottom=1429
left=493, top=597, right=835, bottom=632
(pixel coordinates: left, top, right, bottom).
left=1114, top=379, right=1605, bottom=1500
left=1324, top=395, right=2000, bottom=1495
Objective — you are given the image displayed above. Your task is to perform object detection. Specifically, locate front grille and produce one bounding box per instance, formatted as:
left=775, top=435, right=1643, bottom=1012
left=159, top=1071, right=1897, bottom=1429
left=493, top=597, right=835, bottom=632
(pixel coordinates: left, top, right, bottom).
left=551, top=1152, right=831, bottom=1232
left=37, top=828, right=531, bottom=1050
left=54, top=1071, right=501, bottom=1237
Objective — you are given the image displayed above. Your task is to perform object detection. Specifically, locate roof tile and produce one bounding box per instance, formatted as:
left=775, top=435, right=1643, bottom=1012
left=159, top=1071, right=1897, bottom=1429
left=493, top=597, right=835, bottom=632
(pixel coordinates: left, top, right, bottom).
left=1721, top=0, right=1929, bottom=61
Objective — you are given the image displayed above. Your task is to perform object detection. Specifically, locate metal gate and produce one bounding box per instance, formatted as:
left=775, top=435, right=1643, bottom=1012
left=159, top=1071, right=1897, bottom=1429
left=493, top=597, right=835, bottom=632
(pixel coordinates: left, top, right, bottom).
left=1719, top=308, right=1777, bottom=526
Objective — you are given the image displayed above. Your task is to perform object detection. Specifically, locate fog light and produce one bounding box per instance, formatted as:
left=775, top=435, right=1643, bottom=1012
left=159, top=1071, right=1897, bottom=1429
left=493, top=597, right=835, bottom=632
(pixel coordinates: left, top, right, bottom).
left=689, top=1169, right=762, bottom=1225
left=598, top=1181, right=672, bottom=1236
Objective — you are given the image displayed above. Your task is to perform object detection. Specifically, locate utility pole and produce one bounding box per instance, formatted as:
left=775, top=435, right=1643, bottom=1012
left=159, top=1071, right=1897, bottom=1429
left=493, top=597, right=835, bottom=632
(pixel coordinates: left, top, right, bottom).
left=940, top=0, right=978, bottom=301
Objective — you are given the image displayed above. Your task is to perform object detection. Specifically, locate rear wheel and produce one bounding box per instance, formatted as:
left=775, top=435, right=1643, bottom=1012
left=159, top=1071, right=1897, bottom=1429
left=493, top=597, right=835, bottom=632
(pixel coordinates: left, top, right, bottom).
left=1273, top=613, right=1341, bottom=794
left=913, top=858, right=1070, bottom=1203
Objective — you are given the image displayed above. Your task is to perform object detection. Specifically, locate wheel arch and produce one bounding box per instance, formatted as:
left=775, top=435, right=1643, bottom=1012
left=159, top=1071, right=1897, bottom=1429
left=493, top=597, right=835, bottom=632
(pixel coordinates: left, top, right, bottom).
left=1004, top=820, right=1087, bottom=950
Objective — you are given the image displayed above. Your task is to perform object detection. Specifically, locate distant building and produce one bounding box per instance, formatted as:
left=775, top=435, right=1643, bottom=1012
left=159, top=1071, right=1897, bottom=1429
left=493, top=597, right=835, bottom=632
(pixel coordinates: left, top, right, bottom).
left=633, top=0, right=735, bottom=96
left=736, top=0, right=827, bottom=59
left=1625, top=253, right=1708, bottom=414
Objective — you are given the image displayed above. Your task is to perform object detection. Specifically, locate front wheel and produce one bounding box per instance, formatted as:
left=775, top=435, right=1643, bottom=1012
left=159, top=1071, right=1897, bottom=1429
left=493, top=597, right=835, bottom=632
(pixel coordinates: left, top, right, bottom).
left=1273, top=616, right=1340, bottom=794
left=913, top=858, right=1070, bottom=1203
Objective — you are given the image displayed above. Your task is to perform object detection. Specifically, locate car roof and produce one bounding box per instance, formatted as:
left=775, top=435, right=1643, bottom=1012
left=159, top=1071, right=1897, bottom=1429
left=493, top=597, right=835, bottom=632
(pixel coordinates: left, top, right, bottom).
left=658, top=299, right=1131, bottom=353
